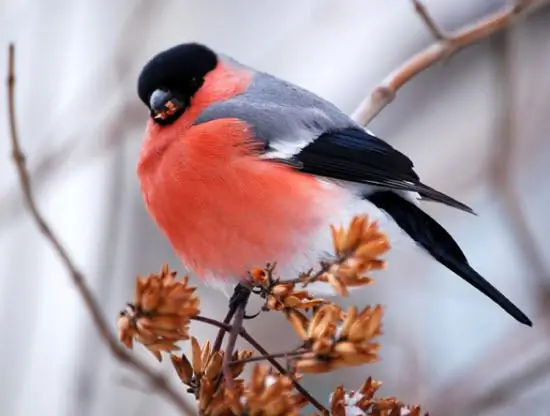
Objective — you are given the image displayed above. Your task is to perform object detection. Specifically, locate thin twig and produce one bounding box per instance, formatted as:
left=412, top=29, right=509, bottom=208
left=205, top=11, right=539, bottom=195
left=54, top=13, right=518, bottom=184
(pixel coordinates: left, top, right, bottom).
left=351, top=0, right=550, bottom=126
left=212, top=307, right=236, bottom=353
left=192, top=315, right=329, bottom=413
left=222, top=304, right=245, bottom=394
left=282, top=254, right=350, bottom=287
left=212, top=283, right=253, bottom=353
left=229, top=350, right=305, bottom=366
left=412, top=0, right=449, bottom=40
left=6, top=44, right=196, bottom=416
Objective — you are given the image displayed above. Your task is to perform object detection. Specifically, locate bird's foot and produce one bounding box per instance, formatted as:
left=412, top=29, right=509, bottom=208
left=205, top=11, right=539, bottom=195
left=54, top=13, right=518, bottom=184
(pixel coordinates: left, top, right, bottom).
left=228, top=282, right=252, bottom=312
left=243, top=310, right=261, bottom=320
left=228, top=282, right=262, bottom=320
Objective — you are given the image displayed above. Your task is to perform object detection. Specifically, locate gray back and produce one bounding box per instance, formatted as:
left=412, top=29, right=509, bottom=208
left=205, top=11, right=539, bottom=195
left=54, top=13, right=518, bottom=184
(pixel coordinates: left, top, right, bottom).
left=193, top=56, right=358, bottom=158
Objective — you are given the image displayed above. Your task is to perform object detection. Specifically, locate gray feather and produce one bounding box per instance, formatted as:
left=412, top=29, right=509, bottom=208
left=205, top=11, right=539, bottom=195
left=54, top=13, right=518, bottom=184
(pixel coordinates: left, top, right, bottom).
left=194, top=57, right=358, bottom=158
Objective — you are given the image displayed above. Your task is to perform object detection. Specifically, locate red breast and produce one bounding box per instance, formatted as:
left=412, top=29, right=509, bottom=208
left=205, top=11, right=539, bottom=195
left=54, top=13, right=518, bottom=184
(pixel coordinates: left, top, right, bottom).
left=138, top=61, right=340, bottom=280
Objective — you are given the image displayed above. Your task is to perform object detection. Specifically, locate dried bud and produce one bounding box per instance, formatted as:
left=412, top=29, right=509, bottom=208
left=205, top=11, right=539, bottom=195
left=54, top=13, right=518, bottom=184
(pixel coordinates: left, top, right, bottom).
left=296, top=215, right=390, bottom=297
left=286, top=310, right=309, bottom=341
left=169, top=337, right=254, bottom=415
left=326, top=216, right=389, bottom=296
left=170, top=354, right=193, bottom=385
left=230, top=350, right=253, bottom=379
left=117, top=313, right=134, bottom=349
left=263, top=280, right=326, bottom=313
left=291, top=304, right=383, bottom=374
left=117, top=264, right=200, bottom=361
left=239, top=365, right=306, bottom=416
left=249, top=267, right=268, bottom=284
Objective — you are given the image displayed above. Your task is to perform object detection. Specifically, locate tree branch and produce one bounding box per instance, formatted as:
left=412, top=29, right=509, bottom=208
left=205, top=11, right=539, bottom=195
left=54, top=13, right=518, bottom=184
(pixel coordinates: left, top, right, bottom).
left=6, top=44, right=196, bottom=416
left=229, top=350, right=305, bottom=366
left=412, top=0, right=449, bottom=40
left=351, top=0, right=550, bottom=126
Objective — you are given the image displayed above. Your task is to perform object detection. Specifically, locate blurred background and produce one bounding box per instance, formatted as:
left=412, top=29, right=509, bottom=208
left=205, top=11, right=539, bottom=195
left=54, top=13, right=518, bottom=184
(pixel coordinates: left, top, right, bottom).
left=1, top=0, right=550, bottom=415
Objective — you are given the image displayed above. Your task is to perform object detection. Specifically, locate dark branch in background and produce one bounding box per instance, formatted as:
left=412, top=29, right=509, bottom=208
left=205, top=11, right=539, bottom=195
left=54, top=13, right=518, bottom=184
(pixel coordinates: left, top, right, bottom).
left=6, top=44, right=197, bottom=416
left=351, top=0, right=550, bottom=126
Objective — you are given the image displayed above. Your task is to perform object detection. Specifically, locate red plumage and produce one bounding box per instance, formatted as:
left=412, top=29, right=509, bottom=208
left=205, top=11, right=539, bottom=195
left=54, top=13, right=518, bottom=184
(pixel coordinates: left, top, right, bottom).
left=137, top=60, right=340, bottom=282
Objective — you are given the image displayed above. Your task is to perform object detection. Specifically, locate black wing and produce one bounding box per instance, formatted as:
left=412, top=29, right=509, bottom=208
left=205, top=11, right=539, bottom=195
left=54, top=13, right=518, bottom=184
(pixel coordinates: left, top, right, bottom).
left=287, top=127, right=475, bottom=214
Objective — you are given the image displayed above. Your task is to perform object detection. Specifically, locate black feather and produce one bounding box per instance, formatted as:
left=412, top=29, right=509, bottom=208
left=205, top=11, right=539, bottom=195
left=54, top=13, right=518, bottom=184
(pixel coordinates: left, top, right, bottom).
left=293, top=127, right=475, bottom=214
left=368, top=191, right=532, bottom=326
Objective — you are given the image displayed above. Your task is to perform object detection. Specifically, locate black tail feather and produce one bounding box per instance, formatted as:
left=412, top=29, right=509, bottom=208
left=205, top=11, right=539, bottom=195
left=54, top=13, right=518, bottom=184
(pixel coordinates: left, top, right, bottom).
left=416, top=183, right=477, bottom=215
left=418, top=188, right=477, bottom=216
left=368, top=191, right=532, bottom=326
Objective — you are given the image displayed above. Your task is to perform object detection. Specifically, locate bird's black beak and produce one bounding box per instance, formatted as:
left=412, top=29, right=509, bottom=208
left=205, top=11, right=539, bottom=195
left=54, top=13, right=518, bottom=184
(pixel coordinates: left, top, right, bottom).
left=149, top=89, right=184, bottom=121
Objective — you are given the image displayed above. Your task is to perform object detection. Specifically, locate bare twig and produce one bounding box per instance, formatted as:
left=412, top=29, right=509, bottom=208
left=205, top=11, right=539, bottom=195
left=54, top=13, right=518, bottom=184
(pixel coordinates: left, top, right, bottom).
left=192, top=315, right=329, bottom=413
left=412, top=0, right=449, bottom=40
left=229, top=350, right=305, bottom=366
left=6, top=44, right=196, bottom=416
left=222, top=304, right=245, bottom=394
left=282, top=253, right=350, bottom=287
left=351, top=0, right=550, bottom=126
left=212, top=307, right=237, bottom=353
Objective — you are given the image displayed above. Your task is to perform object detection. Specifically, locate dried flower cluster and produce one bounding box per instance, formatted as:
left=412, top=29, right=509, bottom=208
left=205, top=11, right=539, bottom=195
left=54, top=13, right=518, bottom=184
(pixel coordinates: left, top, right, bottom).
left=170, top=336, right=255, bottom=415
left=327, top=377, right=426, bottom=416
left=249, top=266, right=326, bottom=312
left=249, top=216, right=390, bottom=304
left=289, top=303, right=383, bottom=374
left=227, top=365, right=307, bottom=416
left=116, top=216, right=425, bottom=415
left=170, top=336, right=307, bottom=415
left=118, top=264, right=200, bottom=361
left=323, top=216, right=390, bottom=296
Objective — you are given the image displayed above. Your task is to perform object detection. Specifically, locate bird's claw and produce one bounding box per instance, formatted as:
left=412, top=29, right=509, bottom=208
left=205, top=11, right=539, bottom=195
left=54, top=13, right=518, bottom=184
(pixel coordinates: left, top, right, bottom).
left=243, top=310, right=261, bottom=320
left=228, top=282, right=252, bottom=312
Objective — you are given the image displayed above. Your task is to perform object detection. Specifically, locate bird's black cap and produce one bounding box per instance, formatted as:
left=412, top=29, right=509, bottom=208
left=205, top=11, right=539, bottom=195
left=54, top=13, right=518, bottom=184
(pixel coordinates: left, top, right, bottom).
left=137, top=43, right=218, bottom=124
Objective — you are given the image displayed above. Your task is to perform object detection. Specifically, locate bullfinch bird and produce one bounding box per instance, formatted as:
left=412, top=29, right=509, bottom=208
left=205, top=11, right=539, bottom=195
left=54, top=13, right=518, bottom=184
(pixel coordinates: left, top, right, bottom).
left=136, top=42, right=532, bottom=326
